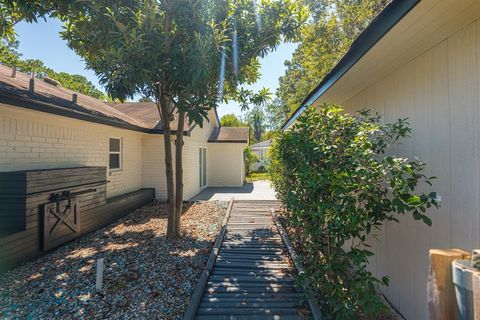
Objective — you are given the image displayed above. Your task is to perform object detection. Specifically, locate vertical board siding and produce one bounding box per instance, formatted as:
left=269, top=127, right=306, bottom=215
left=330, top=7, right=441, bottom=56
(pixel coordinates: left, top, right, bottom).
left=429, top=40, right=452, bottom=251
left=340, top=18, right=480, bottom=319
left=448, top=23, right=479, bottom=250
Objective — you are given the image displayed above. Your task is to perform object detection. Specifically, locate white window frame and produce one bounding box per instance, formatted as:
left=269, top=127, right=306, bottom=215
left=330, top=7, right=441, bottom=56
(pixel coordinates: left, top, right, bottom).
left=199, top=147, right=207, bottom=188
left=109, top=137, right=122, bottom=171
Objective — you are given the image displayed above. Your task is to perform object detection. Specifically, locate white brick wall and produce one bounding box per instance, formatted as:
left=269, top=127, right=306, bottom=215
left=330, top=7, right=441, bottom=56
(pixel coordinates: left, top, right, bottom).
left=142, top=135, right=167, bottom=199
left=0, top=104, right=143, bottom=198
left=142, top=110, right=218, bottom=200
left=0, top=104, right=244, bottom=201
left=142, top=135, right=207, bottom=200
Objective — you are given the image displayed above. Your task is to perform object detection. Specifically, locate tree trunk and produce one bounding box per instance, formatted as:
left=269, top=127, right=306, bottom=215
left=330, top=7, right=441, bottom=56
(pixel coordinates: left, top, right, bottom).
left=174, top=111, right=186, bottom=239
left=158, top=89, right=176, bottom=240
left=159, top=1, right=179, bottom=240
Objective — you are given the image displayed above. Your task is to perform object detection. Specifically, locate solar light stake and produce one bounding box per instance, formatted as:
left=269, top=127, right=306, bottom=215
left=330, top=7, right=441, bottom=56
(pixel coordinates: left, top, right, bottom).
left=29, top=78, right=34, bottom=92
left=96, top=258, right=104, bottom=292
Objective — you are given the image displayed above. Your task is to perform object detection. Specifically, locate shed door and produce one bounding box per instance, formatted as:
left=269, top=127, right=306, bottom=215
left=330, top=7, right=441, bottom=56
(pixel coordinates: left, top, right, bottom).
left=199, top=147, right=207, bottom=187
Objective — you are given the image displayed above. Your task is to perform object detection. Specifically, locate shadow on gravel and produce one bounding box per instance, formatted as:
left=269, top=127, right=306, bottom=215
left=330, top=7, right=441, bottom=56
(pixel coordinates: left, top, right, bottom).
left=0, top=201, right=225, bottom=319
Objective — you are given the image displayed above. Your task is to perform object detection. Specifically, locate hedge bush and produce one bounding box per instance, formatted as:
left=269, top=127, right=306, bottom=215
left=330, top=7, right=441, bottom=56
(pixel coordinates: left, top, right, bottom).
left=244, top=146, right=260, bottom=174
left=269, top=105, right=438, bottom=319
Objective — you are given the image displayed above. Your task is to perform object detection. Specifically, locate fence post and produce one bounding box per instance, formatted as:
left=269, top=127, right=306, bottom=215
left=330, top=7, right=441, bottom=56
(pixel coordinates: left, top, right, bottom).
left=428, top=249, right=470, bottom=320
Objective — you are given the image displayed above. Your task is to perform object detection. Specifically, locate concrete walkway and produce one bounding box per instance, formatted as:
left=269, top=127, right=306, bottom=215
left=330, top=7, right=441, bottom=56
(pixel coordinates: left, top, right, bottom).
left=191, top=180, right=277, bottom=201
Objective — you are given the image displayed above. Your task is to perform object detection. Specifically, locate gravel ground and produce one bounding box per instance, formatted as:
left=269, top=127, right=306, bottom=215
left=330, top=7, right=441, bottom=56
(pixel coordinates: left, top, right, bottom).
left=0, top=200, right=227, bottom=320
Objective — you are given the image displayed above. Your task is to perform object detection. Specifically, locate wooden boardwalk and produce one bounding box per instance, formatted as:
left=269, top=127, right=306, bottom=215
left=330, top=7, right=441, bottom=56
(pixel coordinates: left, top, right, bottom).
left=194, top=200, right=311, bottom=320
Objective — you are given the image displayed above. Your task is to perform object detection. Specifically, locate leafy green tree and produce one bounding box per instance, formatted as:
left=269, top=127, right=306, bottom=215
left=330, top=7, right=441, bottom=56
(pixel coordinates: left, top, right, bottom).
left=51, top=72, right=106, bottom=99
left=245, top=105, right=266, bottom=143
left=0, top=39, right=21, bottom=65
left=260, top=130, right=275, bottom=142
left=239, top=87, right=271, bottom=142
left=265, top=97, right=290, bottom=130
left=4, top=0, right=306, bottom=238
left=277, top=0, right=389, bottom=117
left=139, top=96, right=153, bottom=103
left=220, top=113, right=245, bottom=127
left=270, top=105, right=438, bottom=318
left=0, top=1, right=89, bottom=41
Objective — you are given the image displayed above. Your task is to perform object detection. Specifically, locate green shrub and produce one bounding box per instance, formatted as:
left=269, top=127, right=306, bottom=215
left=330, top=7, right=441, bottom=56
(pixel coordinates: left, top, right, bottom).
left=269, top=105, right=438, bottom=319
left=244, top=146, right=260, bottom=174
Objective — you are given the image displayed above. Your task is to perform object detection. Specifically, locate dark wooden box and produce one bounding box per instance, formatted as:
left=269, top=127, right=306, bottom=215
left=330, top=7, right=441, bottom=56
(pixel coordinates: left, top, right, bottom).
left=0, top=166, right=154, bottom=272
left=0, top=167, right=107, bottom=237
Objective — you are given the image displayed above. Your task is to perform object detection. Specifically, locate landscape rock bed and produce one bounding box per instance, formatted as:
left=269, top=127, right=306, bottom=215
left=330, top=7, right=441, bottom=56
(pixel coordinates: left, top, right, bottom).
left=0, top=200, right=227, bottom=319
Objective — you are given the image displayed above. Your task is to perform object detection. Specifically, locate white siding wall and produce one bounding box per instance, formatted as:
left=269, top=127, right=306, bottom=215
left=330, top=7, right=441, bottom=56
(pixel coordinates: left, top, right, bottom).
left=208, top=143, right=245, bottom=187
left=0, top=104, right=143, bottom=198
left=142, top=110, right=217, bottom=200
left=340, top=19, right=480, bottom=319
left=142, top=135, right=166, bottom=199
left=142, top=136, right=205, bottom=200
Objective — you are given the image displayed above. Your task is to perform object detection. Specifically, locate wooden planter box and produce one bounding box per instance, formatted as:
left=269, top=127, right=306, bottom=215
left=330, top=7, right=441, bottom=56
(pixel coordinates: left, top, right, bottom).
left=0, top=167, right=154, bottom=271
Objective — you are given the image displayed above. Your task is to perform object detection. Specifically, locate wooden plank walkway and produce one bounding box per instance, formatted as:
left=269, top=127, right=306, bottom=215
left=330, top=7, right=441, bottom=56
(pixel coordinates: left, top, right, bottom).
left=194, top=200, right=311, bottom=320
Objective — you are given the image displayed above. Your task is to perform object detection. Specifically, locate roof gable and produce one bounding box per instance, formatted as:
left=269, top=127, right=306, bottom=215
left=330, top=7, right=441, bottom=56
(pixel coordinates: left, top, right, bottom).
left=251, top=139, right=272, bottom=148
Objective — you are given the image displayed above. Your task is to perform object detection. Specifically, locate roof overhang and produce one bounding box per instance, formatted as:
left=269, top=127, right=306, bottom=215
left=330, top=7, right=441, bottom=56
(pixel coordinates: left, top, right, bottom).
left=282, top=0, right=480, bottom=130
left=208, top=140, right=248, bottom=144
left=0, top=93, right=192, bottom=135
left=207, top=127, right=249, bottom=143
left=0, top=92, right=153, bottom=133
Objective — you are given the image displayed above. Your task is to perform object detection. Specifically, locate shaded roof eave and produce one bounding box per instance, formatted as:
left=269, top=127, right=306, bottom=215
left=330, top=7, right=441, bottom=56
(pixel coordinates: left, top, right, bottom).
left=281, top=0, right=420, bottom=131
left=207, top=140, right=248, bottom=143
left=0, top=93, right=192, bottom=135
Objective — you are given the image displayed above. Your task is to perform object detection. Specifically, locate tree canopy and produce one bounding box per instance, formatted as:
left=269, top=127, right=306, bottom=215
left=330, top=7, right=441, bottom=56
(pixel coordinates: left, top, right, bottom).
left=220, top=113, right=245, bottom=127
left=275, top=0, right=389, bottom=122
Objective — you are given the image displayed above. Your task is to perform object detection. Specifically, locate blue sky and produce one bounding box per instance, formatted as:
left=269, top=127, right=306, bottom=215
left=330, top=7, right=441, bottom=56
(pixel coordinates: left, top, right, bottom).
left=15, top=18, right=297, bottom=118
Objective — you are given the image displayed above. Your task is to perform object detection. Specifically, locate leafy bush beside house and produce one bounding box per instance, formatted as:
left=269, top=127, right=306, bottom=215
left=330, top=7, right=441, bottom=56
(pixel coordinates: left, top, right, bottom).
left=269, top=105, right=438, bottom=319
left=244, top=146, right=259, bottom=175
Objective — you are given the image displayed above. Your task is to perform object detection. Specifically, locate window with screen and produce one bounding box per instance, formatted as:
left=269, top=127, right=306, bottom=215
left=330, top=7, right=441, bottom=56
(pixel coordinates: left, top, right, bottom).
left=109, top=138, right=122, bottom=170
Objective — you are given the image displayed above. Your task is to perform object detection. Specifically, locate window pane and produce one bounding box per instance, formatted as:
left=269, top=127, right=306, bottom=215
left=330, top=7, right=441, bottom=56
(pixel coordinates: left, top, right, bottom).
left=203, top=149, right=207, bottom=186
left=199, top=148, right=202, bottom=187
left=109, top=154, right=120, bottom=169
left=110, top=138, right=120, bottom=152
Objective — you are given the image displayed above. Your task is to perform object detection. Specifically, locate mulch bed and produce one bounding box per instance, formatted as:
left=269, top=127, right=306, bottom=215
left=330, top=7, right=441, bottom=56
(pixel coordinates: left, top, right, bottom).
left=0, top=200, right=227, bottom=319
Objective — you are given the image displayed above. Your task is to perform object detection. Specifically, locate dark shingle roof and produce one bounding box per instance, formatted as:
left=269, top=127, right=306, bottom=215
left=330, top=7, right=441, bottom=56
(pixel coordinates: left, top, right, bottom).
left=0, top=65, right=247, bottom=143
left=208, top=127, right=249, bottom=143
left=108, top=102, right=193, bottom=131
left=0, top=64, right=150, bottom=131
